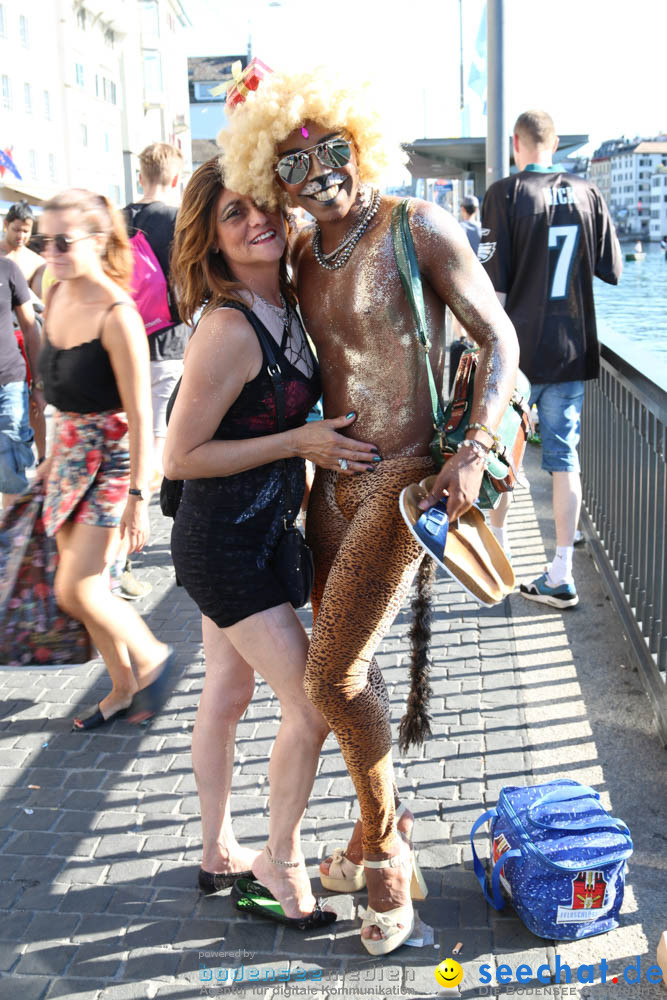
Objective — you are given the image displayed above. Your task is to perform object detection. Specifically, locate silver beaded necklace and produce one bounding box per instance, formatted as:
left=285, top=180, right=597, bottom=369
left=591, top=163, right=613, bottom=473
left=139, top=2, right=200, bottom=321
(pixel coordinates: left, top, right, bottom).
left=311, top=188, right=381, bottom=270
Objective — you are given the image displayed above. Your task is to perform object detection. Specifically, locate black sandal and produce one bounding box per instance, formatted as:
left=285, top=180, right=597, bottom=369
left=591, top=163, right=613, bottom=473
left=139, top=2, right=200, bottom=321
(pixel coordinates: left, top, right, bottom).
left=198, top=867, right=254, bottom=895
left=231, top=877, right=336, bottom=930
left=72, top=704, right=128, bottom=731
left=127, top=647, right=176, bottom=723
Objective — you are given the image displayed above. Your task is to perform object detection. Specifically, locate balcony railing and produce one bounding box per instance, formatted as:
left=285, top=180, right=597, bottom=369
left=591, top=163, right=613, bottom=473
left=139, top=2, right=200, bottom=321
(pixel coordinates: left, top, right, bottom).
left=580, top=330, right=667, bottom=743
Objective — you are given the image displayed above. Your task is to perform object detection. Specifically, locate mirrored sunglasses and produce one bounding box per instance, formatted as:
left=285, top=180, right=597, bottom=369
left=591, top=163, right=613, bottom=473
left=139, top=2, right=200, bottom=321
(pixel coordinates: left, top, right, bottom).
left=39, top=233, right=98, bottom=253
left=275, top=136, right=352, bottom=186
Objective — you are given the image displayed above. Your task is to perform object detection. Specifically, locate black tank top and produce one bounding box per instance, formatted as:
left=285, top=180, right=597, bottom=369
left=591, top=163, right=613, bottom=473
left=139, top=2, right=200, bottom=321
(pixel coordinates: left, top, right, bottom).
left=212, top=303, right=321, bottom=440
left=40, top=300, right=128, bottom=413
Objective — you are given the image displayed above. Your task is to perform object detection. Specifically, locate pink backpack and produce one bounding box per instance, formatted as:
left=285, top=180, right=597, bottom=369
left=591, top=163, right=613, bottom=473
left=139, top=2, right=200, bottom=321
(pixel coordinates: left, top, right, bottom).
left=128, top=229, right=173, bottom=335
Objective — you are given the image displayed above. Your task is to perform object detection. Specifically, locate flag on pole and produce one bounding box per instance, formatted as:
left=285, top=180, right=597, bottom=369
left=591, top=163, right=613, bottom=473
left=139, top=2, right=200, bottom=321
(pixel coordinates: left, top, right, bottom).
left=468, top=3, right=487, bottom=113
left=0, top=148, right=22, bottom=180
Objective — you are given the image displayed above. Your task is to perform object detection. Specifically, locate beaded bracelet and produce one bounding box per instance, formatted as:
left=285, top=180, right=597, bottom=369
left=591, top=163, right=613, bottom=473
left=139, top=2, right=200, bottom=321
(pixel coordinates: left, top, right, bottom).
left=466, top=422, right=499, bottom=447
left=457, top=438, right=489, bottom=466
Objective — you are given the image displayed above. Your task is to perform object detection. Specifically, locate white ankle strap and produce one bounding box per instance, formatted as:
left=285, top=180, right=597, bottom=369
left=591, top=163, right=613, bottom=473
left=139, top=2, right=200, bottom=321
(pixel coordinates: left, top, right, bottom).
left=363, top=852, right=406, bottom=870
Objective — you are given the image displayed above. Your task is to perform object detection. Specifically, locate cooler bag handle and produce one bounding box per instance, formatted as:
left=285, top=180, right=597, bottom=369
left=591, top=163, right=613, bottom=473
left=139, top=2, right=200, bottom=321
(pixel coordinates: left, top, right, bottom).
left=470, top=809, right=522, bottom=911
left=528, top=785, right=631, bottom=836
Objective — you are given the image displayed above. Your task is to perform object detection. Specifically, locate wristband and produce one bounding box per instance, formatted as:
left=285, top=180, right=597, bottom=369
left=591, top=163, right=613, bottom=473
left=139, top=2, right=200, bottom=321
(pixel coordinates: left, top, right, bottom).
left=466, top=422, right=499, bottom=448
left=128, top=488, right=144, bottom=500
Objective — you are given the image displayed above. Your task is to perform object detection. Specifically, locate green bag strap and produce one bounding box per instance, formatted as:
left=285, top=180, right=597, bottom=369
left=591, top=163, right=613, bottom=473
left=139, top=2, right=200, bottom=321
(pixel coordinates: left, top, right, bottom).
left=390, top=200, right=446, bottom=431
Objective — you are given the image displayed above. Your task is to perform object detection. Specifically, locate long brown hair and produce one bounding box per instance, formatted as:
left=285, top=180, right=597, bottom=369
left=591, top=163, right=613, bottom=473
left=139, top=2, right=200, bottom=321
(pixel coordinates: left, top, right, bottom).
left=43, top=189, right=132, bottom=289
left=170, top=157, right=296, bottom=326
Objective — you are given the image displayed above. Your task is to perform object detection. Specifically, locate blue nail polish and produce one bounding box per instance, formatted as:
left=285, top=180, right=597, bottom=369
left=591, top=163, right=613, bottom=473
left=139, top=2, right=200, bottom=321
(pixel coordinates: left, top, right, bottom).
left=346, top=411, right=355, bottom=419
left=372, top=455, right=382, bottom=462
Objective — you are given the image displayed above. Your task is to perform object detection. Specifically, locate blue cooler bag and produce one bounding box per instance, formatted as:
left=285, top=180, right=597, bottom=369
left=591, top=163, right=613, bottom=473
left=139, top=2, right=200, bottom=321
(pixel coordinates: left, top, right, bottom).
left=470, top=780, right=633, bottom=940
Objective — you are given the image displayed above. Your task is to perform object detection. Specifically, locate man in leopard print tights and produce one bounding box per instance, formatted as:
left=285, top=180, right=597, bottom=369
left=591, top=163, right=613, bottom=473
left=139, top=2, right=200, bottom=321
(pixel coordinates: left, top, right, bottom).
left=220, top=70, right=518, bottom=954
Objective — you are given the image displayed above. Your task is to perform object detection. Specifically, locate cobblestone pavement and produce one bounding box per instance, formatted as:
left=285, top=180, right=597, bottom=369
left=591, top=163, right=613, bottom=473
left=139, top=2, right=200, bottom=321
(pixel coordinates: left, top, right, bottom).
left=0, top=448, right=664, bottom=1000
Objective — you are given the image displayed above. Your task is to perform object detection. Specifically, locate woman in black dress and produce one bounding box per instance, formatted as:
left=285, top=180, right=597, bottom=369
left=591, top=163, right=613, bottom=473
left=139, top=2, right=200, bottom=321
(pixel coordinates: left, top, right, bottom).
left=164, top=159, right=378, bottom=924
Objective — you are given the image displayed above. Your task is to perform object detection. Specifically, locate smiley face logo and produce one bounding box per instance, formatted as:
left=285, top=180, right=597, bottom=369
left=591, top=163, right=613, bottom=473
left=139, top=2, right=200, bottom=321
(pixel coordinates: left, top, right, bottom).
left=434, top=958, right=464, bottom=988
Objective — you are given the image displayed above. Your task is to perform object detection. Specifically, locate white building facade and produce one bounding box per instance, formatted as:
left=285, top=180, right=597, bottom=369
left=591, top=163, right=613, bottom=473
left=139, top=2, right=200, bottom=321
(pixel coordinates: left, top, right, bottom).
left=649, top=167, right=667, bottom=242
left=609, top=141, right=667, bottom=239
left=0, top=0, right=191, bottom=211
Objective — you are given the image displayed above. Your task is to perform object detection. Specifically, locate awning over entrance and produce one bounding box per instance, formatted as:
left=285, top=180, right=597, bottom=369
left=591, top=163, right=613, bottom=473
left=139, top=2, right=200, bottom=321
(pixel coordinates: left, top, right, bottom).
left=0, top=179, right=55, bottom=208
left=402, top=134, right=589, bottom=193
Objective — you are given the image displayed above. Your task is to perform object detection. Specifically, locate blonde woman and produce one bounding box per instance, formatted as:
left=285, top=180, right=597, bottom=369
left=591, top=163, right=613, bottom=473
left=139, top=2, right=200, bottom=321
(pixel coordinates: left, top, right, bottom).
left=37, top=189, right=174, bottom=730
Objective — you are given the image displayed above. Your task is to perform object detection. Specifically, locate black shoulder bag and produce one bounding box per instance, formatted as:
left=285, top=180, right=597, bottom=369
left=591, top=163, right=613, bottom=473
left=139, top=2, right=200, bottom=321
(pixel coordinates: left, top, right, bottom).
left=252, top=311, right=314, bottom=610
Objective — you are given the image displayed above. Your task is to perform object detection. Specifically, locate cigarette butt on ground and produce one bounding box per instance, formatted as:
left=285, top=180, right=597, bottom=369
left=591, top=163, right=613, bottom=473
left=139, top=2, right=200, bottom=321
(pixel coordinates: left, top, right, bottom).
left=453, top=941, right=463, bottom=954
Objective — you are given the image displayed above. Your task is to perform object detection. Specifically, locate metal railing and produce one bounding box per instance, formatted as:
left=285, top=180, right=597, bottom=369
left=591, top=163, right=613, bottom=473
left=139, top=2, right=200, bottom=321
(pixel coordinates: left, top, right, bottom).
left=580, top=332, right=667, bottom=744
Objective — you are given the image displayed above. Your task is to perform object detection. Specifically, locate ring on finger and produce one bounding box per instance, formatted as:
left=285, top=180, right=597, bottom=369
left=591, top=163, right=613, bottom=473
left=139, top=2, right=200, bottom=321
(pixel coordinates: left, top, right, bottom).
left=338, top=458, right=349, bottom=471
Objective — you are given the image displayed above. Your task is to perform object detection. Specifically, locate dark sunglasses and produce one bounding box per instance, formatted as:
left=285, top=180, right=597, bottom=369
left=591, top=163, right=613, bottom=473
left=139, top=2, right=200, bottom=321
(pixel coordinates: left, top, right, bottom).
left=39, top=233, right=98, bottom=253
left=275, top=136, right=352, bottom=186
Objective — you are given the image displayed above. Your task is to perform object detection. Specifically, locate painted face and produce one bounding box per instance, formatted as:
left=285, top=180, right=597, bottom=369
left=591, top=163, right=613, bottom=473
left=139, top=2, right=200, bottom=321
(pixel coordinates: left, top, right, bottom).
left=40, top=209, right=102, bottom=280
left=434, top=959, right=464, bottom=988
left=214, top=189, right=286, bottom=274
left=275, top=120, right=361, bottom=222
left=4, top=219, right=33, bottom=250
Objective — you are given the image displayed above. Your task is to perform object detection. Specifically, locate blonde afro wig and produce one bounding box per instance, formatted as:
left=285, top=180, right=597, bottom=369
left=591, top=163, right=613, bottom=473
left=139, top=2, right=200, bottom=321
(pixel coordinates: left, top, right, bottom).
left=218, top=69, right=391, bottom=211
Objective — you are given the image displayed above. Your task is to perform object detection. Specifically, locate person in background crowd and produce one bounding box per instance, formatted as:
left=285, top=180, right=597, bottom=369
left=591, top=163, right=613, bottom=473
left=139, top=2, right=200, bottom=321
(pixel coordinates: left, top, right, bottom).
left=37, top=189, right=175, bottom=730
left=0, top=255, right=44, bottom=506
left=482, top=110, right=622, bottom=607
left=0, top=201, right=48, bottom=463
left=164, top=158, right=376, bottom=925
left=0, top=201, right=46, bottom=297
left=448, top=194, right=482, bottom=391
left=220, top=70, right=518, bottom=955
left=118, top=143, right=189, bottom=600
left=459, top=195, right=481, bottom=257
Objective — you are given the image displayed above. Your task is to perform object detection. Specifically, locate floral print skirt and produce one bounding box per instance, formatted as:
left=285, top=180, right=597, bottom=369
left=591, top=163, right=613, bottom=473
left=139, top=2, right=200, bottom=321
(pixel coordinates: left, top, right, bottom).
left=43, top=410, right=131, bottom=537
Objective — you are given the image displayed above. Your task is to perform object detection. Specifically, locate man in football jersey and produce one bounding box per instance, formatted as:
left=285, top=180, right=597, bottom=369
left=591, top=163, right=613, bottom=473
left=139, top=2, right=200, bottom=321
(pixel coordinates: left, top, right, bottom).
left=482, top=110, right=622, bottom=608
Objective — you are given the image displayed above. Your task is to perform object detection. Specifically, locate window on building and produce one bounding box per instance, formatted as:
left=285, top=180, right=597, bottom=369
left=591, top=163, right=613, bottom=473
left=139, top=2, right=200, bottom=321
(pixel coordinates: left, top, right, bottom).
left=75, top=63, right=84, bottom=88
left=194, top=82, right=226, bottom=102
left=80, top=123, right=88, bottom=146
left=0, top=5, right=6, bottom=39
left=76, top=7, right=86, bottom=30
left=19, top=13, right=28, bottom=47
left=110, top=81, right=117, bottom=104
left=1, top=75, right=11, bottom=110
left=28, top=150, right=37, bottom=179
left=24, top=82, right=31, bottom=113
left=43, top=89, right=51, bottom=119
left=48, top=153, right=56, bottom=181
left=140, top=0, right=160, bottom=37
left=143, top=50, right=162, bottom=100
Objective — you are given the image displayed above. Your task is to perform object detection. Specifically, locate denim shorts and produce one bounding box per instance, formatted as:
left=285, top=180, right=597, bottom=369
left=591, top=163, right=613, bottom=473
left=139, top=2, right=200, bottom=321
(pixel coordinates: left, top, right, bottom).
left=0, top=380, right=34, bottom=494
left=529, top=381, right=585, bottom=473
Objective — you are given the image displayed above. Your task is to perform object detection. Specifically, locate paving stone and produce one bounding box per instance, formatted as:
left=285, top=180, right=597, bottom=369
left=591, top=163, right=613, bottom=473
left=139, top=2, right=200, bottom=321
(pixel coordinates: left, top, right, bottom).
left=0, top=975, right=51, bottom=1000
left=45, top=979, right=100, bottom=999
left=0, top=941, right=20, bottom=972
left=14, top=942, right=78, bottom=975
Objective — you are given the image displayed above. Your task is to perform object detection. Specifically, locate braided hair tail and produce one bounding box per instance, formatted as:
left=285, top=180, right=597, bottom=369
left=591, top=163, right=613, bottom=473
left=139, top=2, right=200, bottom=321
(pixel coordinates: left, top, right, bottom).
left=398, top=556, right=436, bottom=753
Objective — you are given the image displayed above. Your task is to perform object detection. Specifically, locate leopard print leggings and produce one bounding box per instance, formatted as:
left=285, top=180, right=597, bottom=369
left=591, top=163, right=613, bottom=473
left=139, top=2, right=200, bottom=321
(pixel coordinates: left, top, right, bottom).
left=305, top=454, right=434, bottom=854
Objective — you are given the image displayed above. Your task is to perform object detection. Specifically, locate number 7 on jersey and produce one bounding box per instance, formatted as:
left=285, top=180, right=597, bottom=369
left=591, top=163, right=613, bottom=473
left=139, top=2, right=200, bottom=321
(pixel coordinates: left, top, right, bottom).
left=548, top=225, right=579, bottom=300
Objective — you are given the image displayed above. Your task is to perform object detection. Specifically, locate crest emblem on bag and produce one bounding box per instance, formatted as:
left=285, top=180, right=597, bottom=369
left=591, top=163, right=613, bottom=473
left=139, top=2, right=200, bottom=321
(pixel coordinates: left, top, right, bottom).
left=557, top=870, right=609, bottom=923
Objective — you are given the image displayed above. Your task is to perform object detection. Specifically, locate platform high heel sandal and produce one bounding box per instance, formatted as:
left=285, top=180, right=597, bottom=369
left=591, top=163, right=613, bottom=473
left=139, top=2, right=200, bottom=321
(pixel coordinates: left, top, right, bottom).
left=360, top=838, right=425, bottom=956
left=320, top=802, right=427, bottom=896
